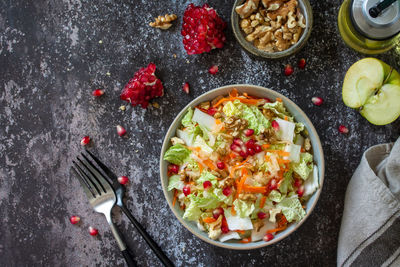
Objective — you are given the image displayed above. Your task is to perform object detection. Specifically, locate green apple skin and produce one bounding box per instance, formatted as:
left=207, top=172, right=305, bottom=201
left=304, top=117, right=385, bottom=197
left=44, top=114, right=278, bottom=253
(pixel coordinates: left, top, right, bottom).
left=342, top=58, right=400, bottom=125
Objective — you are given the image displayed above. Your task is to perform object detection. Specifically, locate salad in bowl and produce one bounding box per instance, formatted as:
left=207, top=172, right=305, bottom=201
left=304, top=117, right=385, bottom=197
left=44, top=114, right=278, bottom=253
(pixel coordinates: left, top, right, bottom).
left=161, top=87, right=321, bottom=247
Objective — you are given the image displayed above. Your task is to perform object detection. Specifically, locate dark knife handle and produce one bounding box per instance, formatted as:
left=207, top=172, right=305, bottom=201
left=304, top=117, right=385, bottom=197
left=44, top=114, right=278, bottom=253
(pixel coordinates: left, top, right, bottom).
left=121, top=249, right=136, bottom=267
left=121, top=206, right=175, bottom=267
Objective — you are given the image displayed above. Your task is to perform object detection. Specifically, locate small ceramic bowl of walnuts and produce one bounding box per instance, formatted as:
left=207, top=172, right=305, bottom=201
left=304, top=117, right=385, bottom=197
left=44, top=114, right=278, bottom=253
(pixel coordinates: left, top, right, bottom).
left=232, top=0, right=313, bottom=58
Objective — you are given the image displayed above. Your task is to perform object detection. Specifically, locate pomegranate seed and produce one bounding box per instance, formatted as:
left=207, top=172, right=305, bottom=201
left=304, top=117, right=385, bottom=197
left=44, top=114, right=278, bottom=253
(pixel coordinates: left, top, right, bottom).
left=245, top=139, right=255, bottom=149
left=221, top=225, right=229, bottom=234
left=239, top=150, right=248, bottom=157
left=233, top=138, right=244, bottom=146
left=168, top=164, right=179, bottom=174
left=312, top=97, right=324, bottom=106
left=247, top=147, right=256, bottom=156
left=257, top=212, right=267, bottom=220
left=244, top=129, right=254, bottom=136
left=264, top=98, right=272, bottom=103
left=116, top=125, right=127, bottom=136
left=294, top=178, right=302, bottom=188
left=298, top=58, right=306, bottom=69
left=297, top=185, right=304, bottom=197
left=284, top=64, right=294, bottom=76
left=118, top=176, right=129, bottom=185
left=183, top=185, right=191, bottom=196
left=203, top=180, right=212, bottom=190
left=89, top=226, right=99, bottom=236
left=208, top=65, right=219, bottom=75
left=263, top=233, right=274, bottom=242
left=207, top=107, right=217, bottom=116
left=269, top=179, right=277, bottom=190
left=271, top=120, right=279, bottom=131
left=212, top=207, right=224, bottom=219
left=92, top=89, right=104, bottom=97
left=230, top=143, right=241, bottom=153
left=217, top=162, right=225, bottom=169
left=80, top=136, right=90, bottom=146
left=222, top=187, right=232, bottom=196
left=339, top=125, right=349, bottom=134
left=69, top=215, right=80, bottom=225
left=254, top=144, right=262, bottom=153
left=183, top=82, right=190, bottom=94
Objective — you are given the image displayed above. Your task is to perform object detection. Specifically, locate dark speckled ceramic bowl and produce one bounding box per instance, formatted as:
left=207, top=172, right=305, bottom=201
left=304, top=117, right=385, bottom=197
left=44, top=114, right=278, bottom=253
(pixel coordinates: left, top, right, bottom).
left=231, top=0, right=313, bottom=58
left=160, top=84, right=324, bottom=249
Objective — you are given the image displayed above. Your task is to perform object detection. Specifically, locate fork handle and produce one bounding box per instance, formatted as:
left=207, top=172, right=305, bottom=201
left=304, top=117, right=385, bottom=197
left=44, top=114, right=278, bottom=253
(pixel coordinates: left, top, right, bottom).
left=121, top=249, right=136, bottom=267
left=121, top=206, right=175, bottom=267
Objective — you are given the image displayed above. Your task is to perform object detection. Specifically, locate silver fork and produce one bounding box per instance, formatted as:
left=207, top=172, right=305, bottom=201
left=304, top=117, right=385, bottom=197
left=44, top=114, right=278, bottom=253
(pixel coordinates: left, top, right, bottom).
left=72, top=154, right=136, bottom=267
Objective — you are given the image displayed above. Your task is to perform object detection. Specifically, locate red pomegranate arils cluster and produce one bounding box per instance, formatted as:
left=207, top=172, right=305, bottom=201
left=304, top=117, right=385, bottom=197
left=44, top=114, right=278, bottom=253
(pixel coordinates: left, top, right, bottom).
left=230, top=137, right=262, bottom=158
left=181, top=4, right=227, bottom=55
left=120, top=63, right=164, bottom=108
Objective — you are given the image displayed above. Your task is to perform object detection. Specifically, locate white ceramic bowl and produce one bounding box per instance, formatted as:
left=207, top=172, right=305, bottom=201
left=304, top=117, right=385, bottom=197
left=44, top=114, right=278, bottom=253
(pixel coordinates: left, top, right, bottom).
left=160, top=84, right=324, bottom=249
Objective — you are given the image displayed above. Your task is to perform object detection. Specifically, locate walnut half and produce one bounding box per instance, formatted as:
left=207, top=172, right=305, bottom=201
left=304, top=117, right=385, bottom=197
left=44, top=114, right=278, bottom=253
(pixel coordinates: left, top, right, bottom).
left=149, top=14, right=177, bottom=30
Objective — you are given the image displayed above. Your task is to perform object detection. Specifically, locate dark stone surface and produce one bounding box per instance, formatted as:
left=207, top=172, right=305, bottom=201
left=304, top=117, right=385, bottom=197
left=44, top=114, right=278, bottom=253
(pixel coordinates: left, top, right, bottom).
left=0, top=0, right=399, bottom=266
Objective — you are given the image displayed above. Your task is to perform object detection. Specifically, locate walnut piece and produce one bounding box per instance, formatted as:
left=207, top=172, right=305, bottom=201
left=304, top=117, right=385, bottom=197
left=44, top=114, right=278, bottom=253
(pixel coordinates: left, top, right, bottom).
left=235, top=0, right=260, bottom=19
left=149, top=14, right=177, bottom=30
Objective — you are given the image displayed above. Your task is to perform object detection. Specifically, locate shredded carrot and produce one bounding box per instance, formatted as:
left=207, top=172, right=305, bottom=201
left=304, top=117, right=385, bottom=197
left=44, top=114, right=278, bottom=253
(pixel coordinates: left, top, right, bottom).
left=262, top=144, right=271, bottom=149
left=284, top=116, right=288, bottom=121
left=276, top=98, right=282, bottom=102
left=266, top=226, right=287, bottom=234
left=198, top=163, right=204, bottom=174
left=203, top=159, right=216, bottom=170
left=230, top=88, right=238, bottom=97
left=229, top=152, right=237, bottom=159
left=231, top=205, right=236, bottom=216
left=260, top=196, right=267, bottom=208
left=213, top=96, right=260, bottom=108
left=215, top=119, right=222, bottom=125
left=203, top=217, right=217, bottom=223
left=277, top=215, right=288, bottom=228
left=188, top=146, right=201, bottom=152
left=172, top=189, right=178, bottom=207
left=243, top=92, right=248, bottom=98
left=277, top=158, right=291, bottom=165
left=301, top=148, right=305, bottom=153
left=242, top=185, right=268, bottom=194
left=264, top=155, right=271, bottom=162
left=235, top=230, right=245, bottom=234
left=236, top=169, right=248, bottom=197
left=240, top=237, right=252, bottom=243
left=189, top=181, right=195, bottom=185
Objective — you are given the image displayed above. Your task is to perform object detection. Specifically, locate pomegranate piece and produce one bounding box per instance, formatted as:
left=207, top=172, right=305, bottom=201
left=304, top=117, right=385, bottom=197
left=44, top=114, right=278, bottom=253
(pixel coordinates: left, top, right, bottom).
left=120, top=63, right=164, bottom=108
left=207, top=107, right=217, bottom=116
left=298, top=58, right=306, bottom=69
left=230, top=143, right=242, bottom=153
left=245, top=139, right=255, bottom=149
left=247, top=147, right=256, bottom=156
left=208, top=65, right=219, bottom=75
left=217, top=161, right=225, bottom=169
left=271, top=120, right=280, bottom=131
left=80, top=136, right=90, bottom=146
left=183, top=185, right=191, bottom=196
left=239, top=150, right=248, bottom=158
left=294, top=178, right=302, bottom=188
left=221, top=225, right=229, bottom=234
left=339, top=125, right=349, bottom=134
left=92, top=89, right=104, bottom=97
left=233, top=138, right=244, bottom=146
left=269, top=179, right=277, bottom=190
left=213, top=207, right=224, bottom=219
left=257, top=212, right=268, bottom=220
left=181, top=4, right=227, bottom=55
left=89, top=226, right=98, bottom=236
left=116, top=125, right=127, bottom=137
left=312, top=97, right=324, bottom=106
left=284, top=64, right=294, bottom=76
left=183, top=82, right=190, bottom=94
left=168, top=164, right=179, bottom=174
left=263, top=233, right=274, bottom=242
left=244, top=129, right=254, bottom=137
left=254, top=144, right=262, bottom=153
left=118, top=176, right=129, bottom=185
left=70, top=215, right=80, bottom=225
left=297, top=185, right=304, bottom=197
left=264, top=98, right=272, bottom=103
left=222, top=187, right=232, bottom=196
left=203, top=180, right=212, bottom=190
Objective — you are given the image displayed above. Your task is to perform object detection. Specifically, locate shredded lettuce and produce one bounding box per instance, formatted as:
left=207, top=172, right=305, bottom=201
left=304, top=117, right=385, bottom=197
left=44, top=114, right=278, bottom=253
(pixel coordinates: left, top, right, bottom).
left=167, top=175, right=184, bottom=191
left=183, top=195, right=202, bottom=221
left=222, top=101, right=240, bottom=116
left=163, top=144, right=191, bottom=165
left=233, top=199, right=255, bottom=218
left=197, top=171, right=218, bottom=186
left=193, top=135, right=213, bottom=155
left=268, top=190, right=284, bottom=203
left=279, top=170, right=294, bottom=194
left=214, top=188, right=233, bottom=205
left=181, top=108, right=194, bottom=127
left=277, top=197, right=306, bottom=223
left=291, top=152, right=313, bottom=180
left=295, top=122, right=305, bottom=134
left=234, top=100, right=270, bottom=135
left=263, top=101, right=292, bottom=120
left=190, top=193, right=220, bottom=209
left=184, top=156, right=199, bottom=171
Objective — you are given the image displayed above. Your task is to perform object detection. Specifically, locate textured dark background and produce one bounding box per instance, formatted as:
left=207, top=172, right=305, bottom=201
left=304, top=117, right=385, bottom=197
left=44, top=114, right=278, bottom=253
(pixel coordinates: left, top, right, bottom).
left=1, top=0, right=399, bottom=266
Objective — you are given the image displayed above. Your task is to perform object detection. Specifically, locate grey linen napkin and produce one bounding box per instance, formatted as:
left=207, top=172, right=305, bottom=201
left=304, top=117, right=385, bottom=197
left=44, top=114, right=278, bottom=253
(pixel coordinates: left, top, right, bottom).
left=338, top=138, right=400, bottom=267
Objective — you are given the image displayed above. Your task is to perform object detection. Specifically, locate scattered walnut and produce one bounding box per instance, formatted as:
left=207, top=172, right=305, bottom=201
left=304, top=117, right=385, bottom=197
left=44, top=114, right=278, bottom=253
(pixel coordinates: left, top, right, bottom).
left=253, top=220, right=265, bottom=232
left=239, top=193, right=258, bottom=201
left=236, top=0, right=260, bottom=19
left=149, top=14, right=177, bottom=30
left=304, top=137, right=311, bottom=151
left=211, top=95, right=224, bottom=106
left=219, top=177, right=235, bottom=188
left=199, top=101, right=211, bottom=110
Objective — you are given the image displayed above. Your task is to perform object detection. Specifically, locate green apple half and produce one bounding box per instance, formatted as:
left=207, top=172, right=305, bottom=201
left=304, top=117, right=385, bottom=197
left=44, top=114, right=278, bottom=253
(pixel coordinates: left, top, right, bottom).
left=342, top=58, right=400, bottom=125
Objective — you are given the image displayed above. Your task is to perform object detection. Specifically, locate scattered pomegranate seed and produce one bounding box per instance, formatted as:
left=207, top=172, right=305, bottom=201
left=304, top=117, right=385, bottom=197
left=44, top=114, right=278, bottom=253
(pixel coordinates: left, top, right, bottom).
left=254, top=144, right=262, bottom=153
left=168, top=164, right=179, bottom=174
left=244, top=129, right=254, bottom=136
left=118, top=176, right=129, bottom=185
left=203, top=180, right=212, bottom=190
left=207, top=107, right=217, bottom=116
left=183, top=82, right=190, bottom=94
left=116, top=125, right=127, bottom=136
left=222, top=187, right=232, bottom=196
left=311, top=97, right=324, bottom=106
left=92, top=89, right=104, bottom=97
left=217, top=162, right=225, bottom=169
left=208, top=65, right=219, bottom=75
left=181, top=4, right=226, bottom=55
left=221, top=225, right=229, bottom=234
left=89, top=226, right=99, bottom=236
left=245, top=139, right=255, bottom=149
left=257, top=212, right=267, bottom=220
left=247, top=147, right=256, bottom=156
left=183, top=185, right=191, bottom=196
left=298, top=58, right=306, bottom=69
left=80, top=136, right=90, bottom=146
left=230, top=143, right=241, bottom=153
left=294, top=178, right=302, bottom=188
left=120, top=63, right=164, bottom=109
left=269, top=179, right=277, bottom=190
left=271, top=120, right=280, bottom=131
left=284, top=64, right=294, bottom=76
left=239, top=150, right=248, bottom=157
left=70, top=216, right=80, bottom=225
left=233, top=138, right=244, bottom=146
left=297, top=185, right=304, bottom=197
left=339, top=125, right=349, bottom=134
left=263, top=233, right=274, bottom=242
left=212, top=208, right=224, bottom=219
